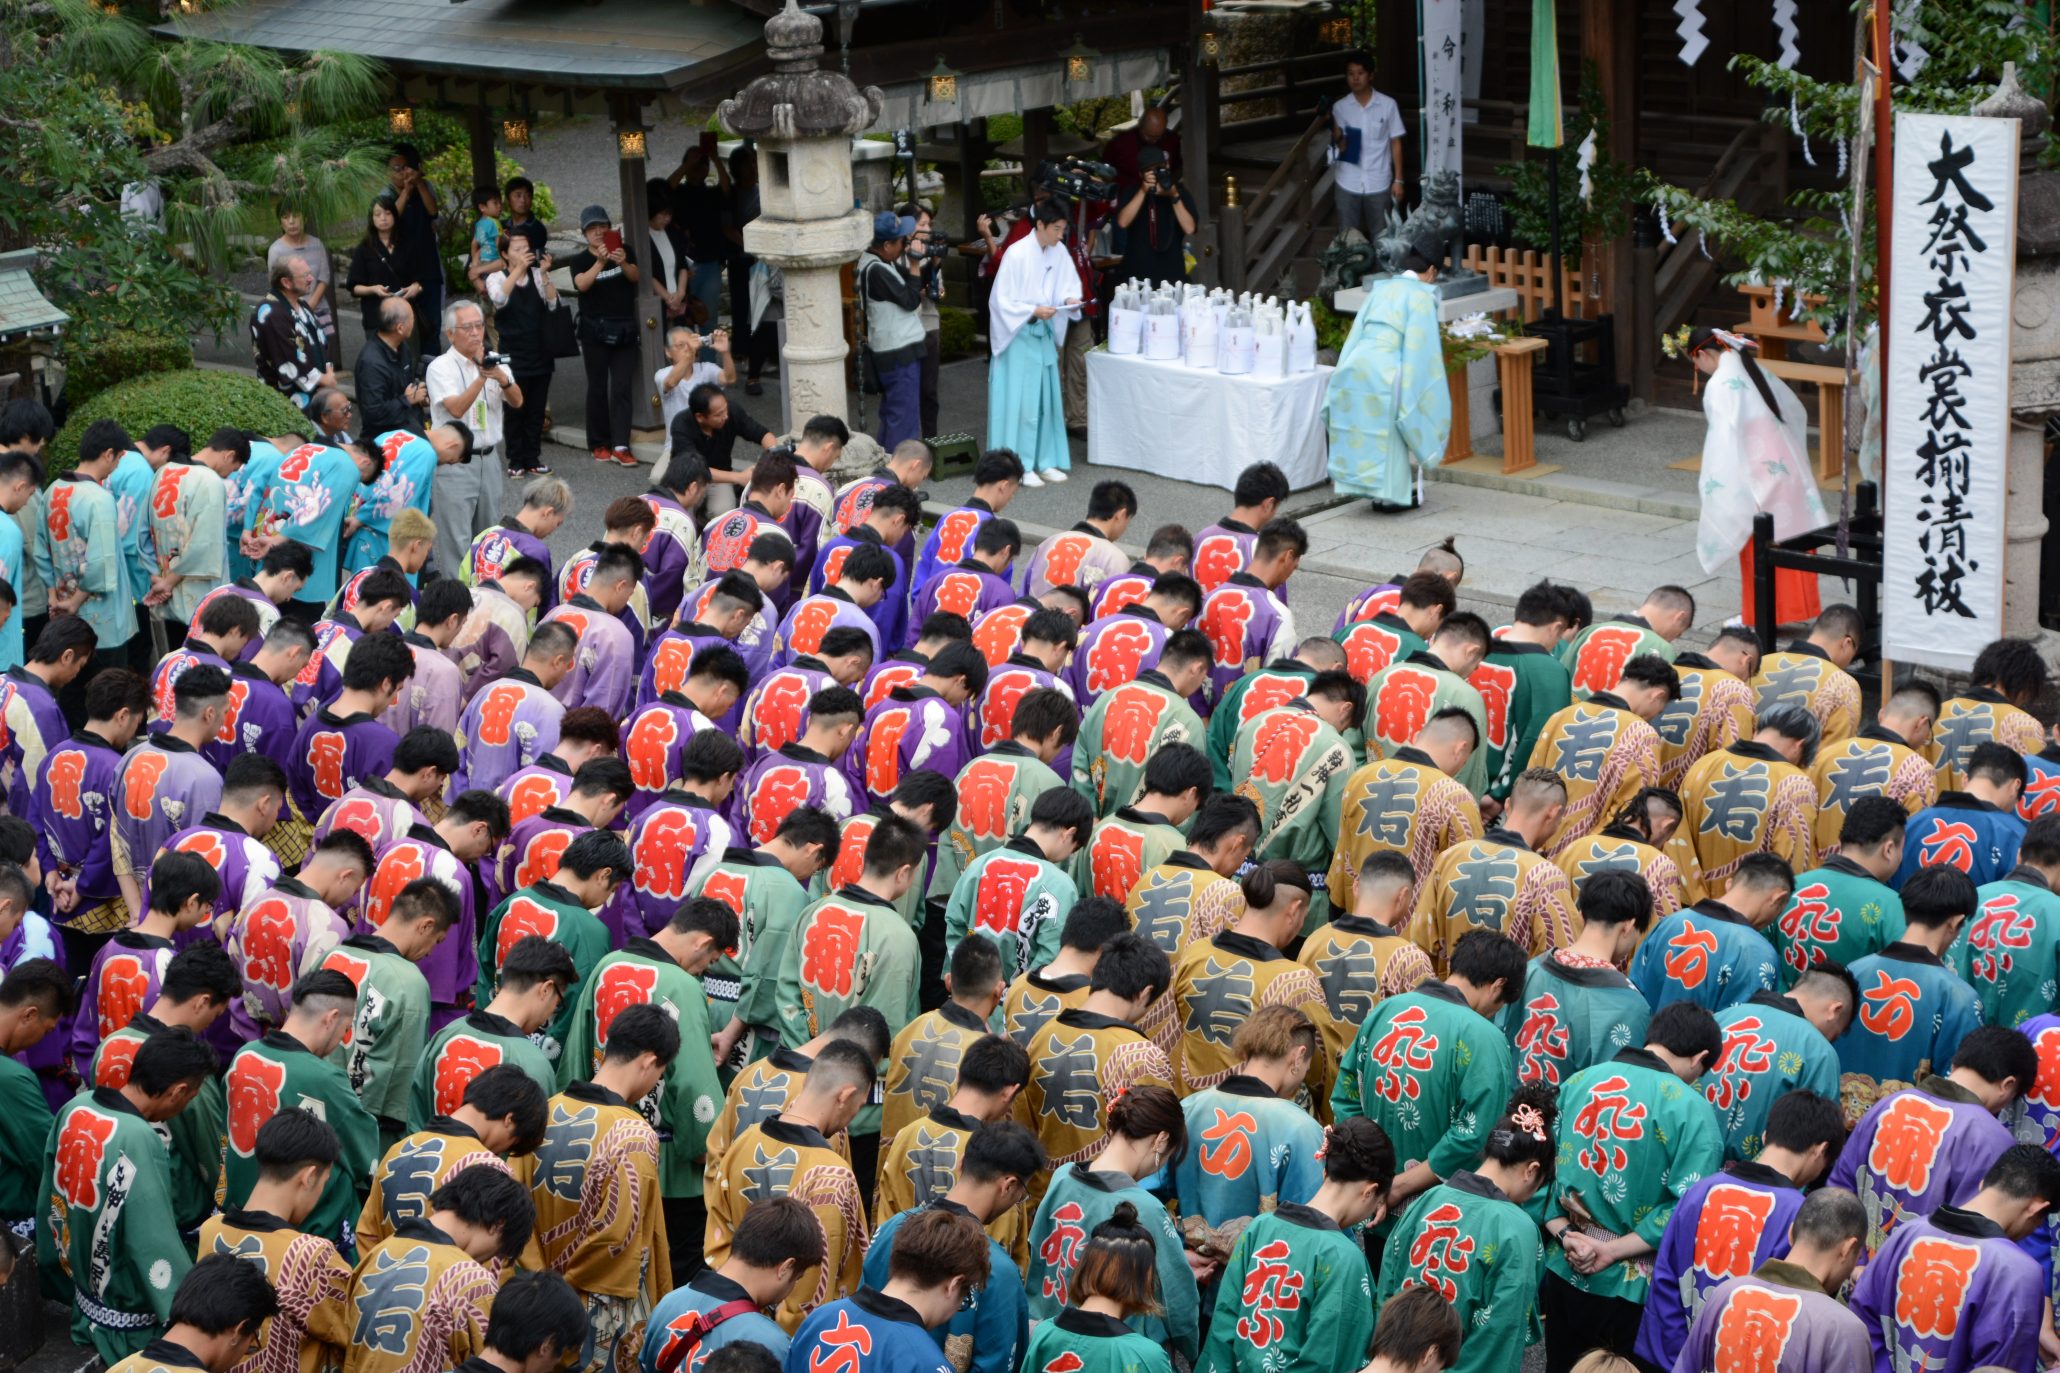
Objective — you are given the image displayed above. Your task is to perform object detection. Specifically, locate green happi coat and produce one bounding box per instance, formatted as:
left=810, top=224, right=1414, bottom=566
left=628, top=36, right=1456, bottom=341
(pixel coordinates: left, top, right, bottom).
left=90, top=1017, right=226, bottom=1232
left=1084, top=809, right=1187, bottom=905
left=1954, top=869, right=2060, bottom=1029
left=1706, top=992, right=1841, bottom=1161
left=1021, top=1309, right=1172, bottom=1373
left=1546, top=1047, right=1725, bottom=1303
left=932, top=743, right=1067, bottom=898
left=1331, top=981, right=1513, bottom=1181
left=224, top=1031, right=382, bottom=1258
left=944, top=835, right=1078, bottom=985
left=1773, top=857, right=1906, bottom=991
left=38, top=1088, right=191, bottom=1362
left=559, top=939, right=723, bottom=1198
left=1376, top=1171, right=1543, bottom=1373
left=1073, top=672, right=1208, bottom=821
left=691, top=847, right=812, bottom=1049
left=1364, top=654, right=1492, bottom=798
left=1231, top=701, right=1356, bottom=923
left=1198, top=1203, right=1375, bottom=1373
left=0, top=1055, right=52, bottom=1225
left=1475, top=640, right=1573, bottom=802
left=1028, top=1165, right=1200, bottom=1364
left=778, top=883, right=918, bottom=1141
left=322, top=934, right=431, bottom=1130
left=409, top=1009, right=556, bottom=1133
left=1206, top=662, right=1317, bottom=792
left=1560, top=617, right=1677, bottom=696
left=1507, top=955, right=1651, bottom=1092
left=472, top=880, right=611, bottom=1061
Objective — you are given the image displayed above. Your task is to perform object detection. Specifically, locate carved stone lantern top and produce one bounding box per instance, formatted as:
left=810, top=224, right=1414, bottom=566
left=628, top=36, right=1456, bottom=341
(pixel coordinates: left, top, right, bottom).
left=719, top=0, right=883, bottom=143
left=1974, top=61, right=2051, bottom=141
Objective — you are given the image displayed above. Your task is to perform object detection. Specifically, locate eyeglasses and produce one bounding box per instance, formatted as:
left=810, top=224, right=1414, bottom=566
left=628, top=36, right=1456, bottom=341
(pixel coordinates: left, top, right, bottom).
left=451, top=321, right=485, bottom=333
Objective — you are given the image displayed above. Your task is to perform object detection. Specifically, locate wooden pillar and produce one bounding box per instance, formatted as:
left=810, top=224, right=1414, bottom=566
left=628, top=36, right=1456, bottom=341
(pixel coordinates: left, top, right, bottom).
left=956, top=120, right=985, bottom=243
left=465, top=105, right=497, bottom=198
left=1582, top=0, right=1638, bottom=383
left=614, top=98, right=663, bottom=434
left=1022, top=107, right=1051, bottom=194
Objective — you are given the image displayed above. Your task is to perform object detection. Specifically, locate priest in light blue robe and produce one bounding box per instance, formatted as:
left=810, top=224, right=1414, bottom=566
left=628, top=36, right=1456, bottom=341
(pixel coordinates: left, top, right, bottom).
left=987, top=200, right=1080, bottom=482
left=1324, top=228, right=1450, bottom=510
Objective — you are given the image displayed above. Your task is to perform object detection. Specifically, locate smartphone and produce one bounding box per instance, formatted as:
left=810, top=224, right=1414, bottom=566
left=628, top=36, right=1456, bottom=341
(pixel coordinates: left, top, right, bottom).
left=700, top=130, right=718, bottom=156
left=601, top=229, right=624, bottom=256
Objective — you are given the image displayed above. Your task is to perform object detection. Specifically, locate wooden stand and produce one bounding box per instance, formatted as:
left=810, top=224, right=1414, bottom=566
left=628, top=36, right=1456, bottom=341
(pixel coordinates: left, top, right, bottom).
left=1736, top=283, right=1828, bottom=361
left=1494, top=336, right=1550, bottom=474
left=1443, top=367, right=1474, bottom=464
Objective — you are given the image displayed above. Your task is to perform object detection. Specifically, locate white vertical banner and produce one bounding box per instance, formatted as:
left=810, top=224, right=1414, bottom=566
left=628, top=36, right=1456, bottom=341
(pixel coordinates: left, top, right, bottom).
left=1882, top=112, right=2019, bottom=671
left=1462, top=0, right=1485, bottom=102
left=1420, top=0, right=1464, bottom=183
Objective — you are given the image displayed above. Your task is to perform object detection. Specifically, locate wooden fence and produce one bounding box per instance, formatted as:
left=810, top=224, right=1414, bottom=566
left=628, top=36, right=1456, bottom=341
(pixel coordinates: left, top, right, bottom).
left=1456, top=245, right=1608, bottom=323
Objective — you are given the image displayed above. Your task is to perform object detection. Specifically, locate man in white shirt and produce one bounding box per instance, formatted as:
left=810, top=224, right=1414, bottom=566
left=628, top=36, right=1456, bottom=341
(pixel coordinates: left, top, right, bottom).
left=656, top=326, right=737, bottom=459
left=1331, top=50, right=1407, bottom=243
left=426, top=298, right=522, bottom=580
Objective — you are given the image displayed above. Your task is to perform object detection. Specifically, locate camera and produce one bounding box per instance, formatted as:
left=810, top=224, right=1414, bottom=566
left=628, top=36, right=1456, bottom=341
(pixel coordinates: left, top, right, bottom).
left=483, top=350, right=512, bottom=371
left=1036, top=156, right=1118, bottom=203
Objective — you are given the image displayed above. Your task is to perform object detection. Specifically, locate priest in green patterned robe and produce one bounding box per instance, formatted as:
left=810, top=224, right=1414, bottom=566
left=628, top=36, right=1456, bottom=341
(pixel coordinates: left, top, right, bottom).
left=1324, top=230, right=1450, bottom=511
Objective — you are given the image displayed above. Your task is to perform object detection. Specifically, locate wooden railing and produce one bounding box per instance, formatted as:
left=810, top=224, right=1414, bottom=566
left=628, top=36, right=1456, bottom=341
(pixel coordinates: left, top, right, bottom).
left=1456, top=245, right=1606, bottom=322
left=1214, top=112, right=1336, bottom=293
left=1652, top=122, right=1783, bottom=333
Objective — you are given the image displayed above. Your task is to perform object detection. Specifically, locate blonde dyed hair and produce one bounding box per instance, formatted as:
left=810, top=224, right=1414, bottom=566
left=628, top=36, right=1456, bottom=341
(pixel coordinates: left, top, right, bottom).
left=1229, top=1004, right=1316, bottom=1065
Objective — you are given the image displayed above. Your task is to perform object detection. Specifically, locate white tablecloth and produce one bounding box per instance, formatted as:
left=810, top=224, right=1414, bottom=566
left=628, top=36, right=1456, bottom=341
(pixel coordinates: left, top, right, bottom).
left=1085, top=349, right=1334, bottom=492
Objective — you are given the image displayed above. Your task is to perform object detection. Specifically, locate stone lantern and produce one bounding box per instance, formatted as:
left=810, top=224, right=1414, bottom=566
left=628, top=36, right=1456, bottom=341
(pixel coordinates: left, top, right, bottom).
left=718, top=0, right=884, bottom=434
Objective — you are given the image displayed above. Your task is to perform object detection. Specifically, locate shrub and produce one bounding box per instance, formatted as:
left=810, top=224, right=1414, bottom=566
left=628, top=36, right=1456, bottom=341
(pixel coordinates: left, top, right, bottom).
left=53, top=371, right=308, bottom=479
left=937, top=305, right=979, bottom=361
left=62, top=328, right=194, bottom=406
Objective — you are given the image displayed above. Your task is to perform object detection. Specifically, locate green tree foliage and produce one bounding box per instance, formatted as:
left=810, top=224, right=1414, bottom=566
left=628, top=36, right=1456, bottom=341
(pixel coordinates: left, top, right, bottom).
left=1637, top=0, right=2053, bottom=341
left=1498, top=67, right=1635, bottom=270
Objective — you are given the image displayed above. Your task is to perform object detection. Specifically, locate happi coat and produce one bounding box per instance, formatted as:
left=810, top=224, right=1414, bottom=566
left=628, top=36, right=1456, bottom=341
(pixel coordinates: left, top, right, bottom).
left=1703, top=991, right=1840, bottom=1161
left=1374, top=1171, right=1541, bottom=1373
left=1073, top=669, right=1206, bottom=821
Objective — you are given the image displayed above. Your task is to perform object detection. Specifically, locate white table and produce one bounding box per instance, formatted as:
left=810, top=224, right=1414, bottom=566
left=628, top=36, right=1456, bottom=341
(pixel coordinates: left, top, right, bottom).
left=1085, top=349, right=1334, bottom=491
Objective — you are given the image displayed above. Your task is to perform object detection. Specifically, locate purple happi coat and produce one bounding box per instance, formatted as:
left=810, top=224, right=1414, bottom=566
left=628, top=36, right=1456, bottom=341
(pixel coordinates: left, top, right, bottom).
left=288, top=708, right=400, bottom=826
left=498, top=758, right=577, bottom=829
left=1671, top=1265, right=1872, bottom=1373
left=380, top=633, right=465, bottom=739
left=288, top=614, right=365, bottom=719
left=1025, top=524, right=1132, bottom=600
left=637, top=626, right=735, bottom=712
left=362, top=827, right=476, bottom=1019
left=700, top=501, right=784, bottom=580
left=2, top=910, right=69, bottom=1109
left=970, top=657, right=1072, bottom=755
left=621, top=694, right=717, bottom=820
left=148, top=645, right=235, bottom=725
left=1827, top=1078, right=2015, bottom=1251
left=151, top=815, right=282, bottom=931
left=451, top=581, right=533, bottom=705
left=559, top=543, right=649, bottom=667
left=780, top=467, right=835, bottom=600
left=1191, top=518, right=1260, bottom=596
left=774, top=589, right=882, bottom=669
left=331, top=555, right=416, bottom=620
left=1852, top=1204, right=2044, bottom=1373
left=735, top=743, right=858, bottom=845
left=1092, top=566, right=1156, bottom=620
left=812, top=530, right=908, bottom=650
left=607, top=789, right=732, bottom=943
left=313, top=777, right=428, bottom=856
left=1635, top=1160, right=1806, bottom=1372
left=453, top=670, right=564, bottom=796
left=740, top=661, right=835, bottom=759
left=1198, top=573, right=1297, bottom=711
left=543, top=595, right=637, bottom=717
left=485, top=807, right=590, bottom=914
left=223, top=878, right=352, bottom=1039
left=911, top=562, right=1017, bottom=646
left=71, top=929, right=173, bottom=1068
left=470, top=517, right=557, bottom=612
left=680, top=579, right=777, bottom=687
left=1067, top=607, right=1172, bottom=711
left=913, top=502, right=996, bottom=595
left=3, top=668, right=73, bottom=829
left=637, top=489, right=699, bottom=627
left=111, top=736, right=224, bottom=893
left=189, top=581, right=280, bottom=662
left=848, top=685, right=969, bottom=809
left=1333, top=581, right=1403, bottom=634
left=34, top=730, right=125, bottom=910
left=211, top=662, right=299, bottom=773
left=861, top=653, right=927, bottom=713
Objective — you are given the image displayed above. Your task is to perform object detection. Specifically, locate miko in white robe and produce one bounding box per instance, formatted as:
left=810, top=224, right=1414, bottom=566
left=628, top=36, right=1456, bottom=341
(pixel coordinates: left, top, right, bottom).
left=988, top=212, right=1080, bottom=476
left=1692, top=333, right=1826, bottom=626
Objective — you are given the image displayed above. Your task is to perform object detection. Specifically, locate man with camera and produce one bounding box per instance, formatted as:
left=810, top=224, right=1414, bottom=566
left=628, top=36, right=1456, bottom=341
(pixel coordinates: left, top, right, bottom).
left=427, top=298, right=522, bottom=578
left=1115, top=148, right=1196, bottom=286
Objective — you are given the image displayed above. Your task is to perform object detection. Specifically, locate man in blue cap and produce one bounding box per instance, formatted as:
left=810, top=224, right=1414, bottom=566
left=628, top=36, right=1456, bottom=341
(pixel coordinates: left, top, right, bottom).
left=857, top=211, right=927, bottom=449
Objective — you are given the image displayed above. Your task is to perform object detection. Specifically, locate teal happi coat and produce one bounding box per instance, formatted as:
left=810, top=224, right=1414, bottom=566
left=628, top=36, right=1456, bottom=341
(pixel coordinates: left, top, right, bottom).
left=1324, top=275, right=1449, bottom=504
left=1703, top=991, right=1841, bottom=1161
left=1952, top=867, right=2060, bottom=1028
left=1198, top=1203, right=1376, bottom=1373
left=1545, top=1047, right=1726, bottom=1304
left=1508, top=953, right=1651, bottom=1092
left=1376, top=1171, right=1544, bottom=1373
left=1332, top=981, right=1513, bottom=1181
left=1173, top=1074, right=1327, bottom=1225
left=1027, top=1164, right=1200, bottom=1365
left=1773, top=857, right=1906, bottom=989
left=690, top=847, right=812, bottom=1049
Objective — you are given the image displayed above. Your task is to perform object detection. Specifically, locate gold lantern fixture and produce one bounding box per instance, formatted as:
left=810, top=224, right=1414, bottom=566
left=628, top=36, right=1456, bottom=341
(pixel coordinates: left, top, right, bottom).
left=502, top=117, right=532, bottom=149
left=617, top=128, right=649, bottom=161
left=1062, top=34, right=1099, bottom=83
left=387, top=106, right=415, bottom=136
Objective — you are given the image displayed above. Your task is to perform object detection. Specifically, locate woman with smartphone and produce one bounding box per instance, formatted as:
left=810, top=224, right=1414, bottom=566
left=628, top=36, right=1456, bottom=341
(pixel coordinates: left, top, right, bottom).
left=568, top=204, right=643, bottom=468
